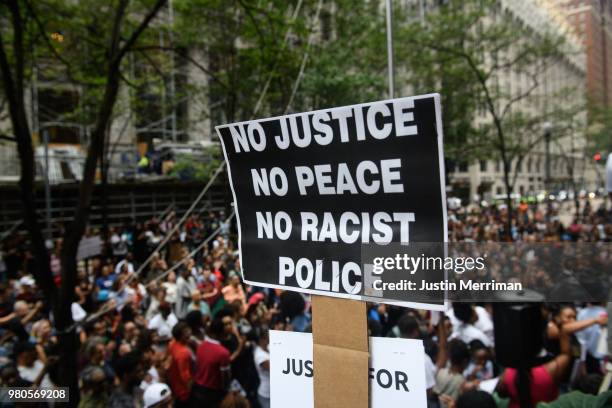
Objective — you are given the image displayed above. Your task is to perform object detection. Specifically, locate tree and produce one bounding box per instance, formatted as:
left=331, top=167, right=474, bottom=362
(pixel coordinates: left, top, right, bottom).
left=169, top=0, right=391, bottom=122
left=294, top=0, right=388, bottom=110
left=170, top=0, right=315, bottom=122
left=587, top=103, right=612, bottom=155
left=401, top=0, right=586, bottom=235
left=0, top=0, right=167, bottom=403
left=397, top=4, right=483, bottom=166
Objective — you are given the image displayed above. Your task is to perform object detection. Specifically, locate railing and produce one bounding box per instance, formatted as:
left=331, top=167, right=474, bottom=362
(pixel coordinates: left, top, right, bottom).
left=0, top=177, right=231, bottom=238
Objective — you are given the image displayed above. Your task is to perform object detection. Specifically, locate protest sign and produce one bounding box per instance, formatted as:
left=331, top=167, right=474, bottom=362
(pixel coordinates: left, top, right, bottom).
left=269, top=330, right=428, bottom=408
left=77, top=236, right=103, bottom=261
left=217, top=94, right=447, bottom=309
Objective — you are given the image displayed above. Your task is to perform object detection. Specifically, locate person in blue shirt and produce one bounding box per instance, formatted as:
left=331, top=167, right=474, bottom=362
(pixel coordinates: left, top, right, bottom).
left=95, top=264, right=117, bottom=302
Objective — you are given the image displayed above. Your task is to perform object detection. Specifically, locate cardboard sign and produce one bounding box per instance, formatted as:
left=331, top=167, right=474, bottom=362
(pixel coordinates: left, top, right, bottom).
left=269, top=330, right=428, bottom=407
left=311, top=296, right=368, bottom=408
left=217, top=94, right=447, bottom=308
left=77, top=236, right=103, bottom=260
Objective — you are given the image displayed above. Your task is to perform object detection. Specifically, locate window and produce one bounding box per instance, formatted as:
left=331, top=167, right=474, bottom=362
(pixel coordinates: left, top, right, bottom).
left=480, top=160, right=487, bottom=172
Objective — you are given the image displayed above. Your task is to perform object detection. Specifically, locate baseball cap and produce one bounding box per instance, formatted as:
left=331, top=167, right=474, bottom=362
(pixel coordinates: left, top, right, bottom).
left=19, top=276, right=35, bottom=287
left=143, top=383, right=172, bottom=408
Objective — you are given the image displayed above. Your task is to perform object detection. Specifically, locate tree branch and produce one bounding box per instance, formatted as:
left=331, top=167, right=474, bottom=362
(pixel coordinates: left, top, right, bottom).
left=113, top=0, right=168, bottom=65
left=110, top=0, right=130, bottom=57
left=500, top=71, right=541, bottom=120
left=132, top=45, right=229, bottom=90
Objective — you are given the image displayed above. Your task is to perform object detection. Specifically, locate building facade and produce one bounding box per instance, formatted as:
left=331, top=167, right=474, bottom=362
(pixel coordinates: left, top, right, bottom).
left=549, top=0, right=612, bottom=108
left=447, top=0, right=594, bottom=202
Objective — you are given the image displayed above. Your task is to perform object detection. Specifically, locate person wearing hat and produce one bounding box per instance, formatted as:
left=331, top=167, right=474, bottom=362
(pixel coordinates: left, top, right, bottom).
left=16, top=275, right=38, bottom=303
left=143, top=383, right=173, bottom=408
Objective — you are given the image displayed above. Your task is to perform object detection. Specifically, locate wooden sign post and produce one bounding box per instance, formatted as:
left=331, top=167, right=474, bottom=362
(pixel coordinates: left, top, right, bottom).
left=312, top=296, right=369, bottom=408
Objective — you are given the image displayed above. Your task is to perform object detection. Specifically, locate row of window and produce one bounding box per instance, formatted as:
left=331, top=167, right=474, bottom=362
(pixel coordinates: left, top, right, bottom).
left=451, top=157, right=582, bottom=175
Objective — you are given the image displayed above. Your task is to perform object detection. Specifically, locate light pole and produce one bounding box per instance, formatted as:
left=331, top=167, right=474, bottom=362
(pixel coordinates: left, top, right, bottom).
left=385, top=0, right=394, bottom=99
left=42, top=128, right=52, bottom=240
left=543, top=121, right=552, bottom=216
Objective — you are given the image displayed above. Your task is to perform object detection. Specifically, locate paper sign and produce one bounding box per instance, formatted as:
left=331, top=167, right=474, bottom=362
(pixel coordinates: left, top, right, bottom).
left=478, top=377, right=500, bottom=394
left=216, top=94, right=447, bottom=309
left=269, top=330, right=428, bottom=407
left=77, top=236, right=103, bottom=260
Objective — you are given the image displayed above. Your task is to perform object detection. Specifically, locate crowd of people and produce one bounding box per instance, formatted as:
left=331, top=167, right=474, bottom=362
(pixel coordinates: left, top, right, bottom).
left=0, top=196, right=611, bottom=408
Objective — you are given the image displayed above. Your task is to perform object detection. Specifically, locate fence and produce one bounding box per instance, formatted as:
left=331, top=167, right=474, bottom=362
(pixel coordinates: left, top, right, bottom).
left=0, top=176, right=232, bottom=238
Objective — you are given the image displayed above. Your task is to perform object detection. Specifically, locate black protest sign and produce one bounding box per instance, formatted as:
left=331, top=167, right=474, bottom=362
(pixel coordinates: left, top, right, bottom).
left=217, top=94, right=447, bottom=308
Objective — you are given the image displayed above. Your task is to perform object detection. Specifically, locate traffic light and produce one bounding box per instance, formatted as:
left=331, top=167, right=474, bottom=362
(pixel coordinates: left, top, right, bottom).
left=594, top=152, right=602, bottom=162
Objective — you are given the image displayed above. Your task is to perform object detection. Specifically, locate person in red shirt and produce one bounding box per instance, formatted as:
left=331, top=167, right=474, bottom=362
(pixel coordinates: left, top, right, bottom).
left=192, top=316, right=231, bottom=408
left=199, top=266, right=221, bottom=308
left=168, top=322, right=193, bottom=408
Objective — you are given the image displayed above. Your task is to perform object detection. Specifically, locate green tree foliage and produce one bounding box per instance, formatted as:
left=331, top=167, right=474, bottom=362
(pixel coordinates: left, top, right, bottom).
left=169, top=145, right=222, bottom=181
left=587, top=103, right=612, bottom=155
left=295, top=0, right=388, bottom=110
left=171, top=0, right=391, bottom=121
left=172, top=0, right=312, bottom=122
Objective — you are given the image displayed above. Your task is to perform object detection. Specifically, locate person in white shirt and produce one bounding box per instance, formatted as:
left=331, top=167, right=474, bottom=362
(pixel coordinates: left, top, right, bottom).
left=147, top=301, right=178, bottom=341
left=115, top=253, right=135, bottom=275
left=447, top=306, right=493, bottom=338
left=576, top=303, right=607, bottom=369
left=14, top=341, right=53, bottom=389
left=161, top=271, right=178, bottom=305
left=253, top=327, right=271, bottom=408
left=175, top=267, right=197, bottom=319
left=448, top=304, right=493, bottom=348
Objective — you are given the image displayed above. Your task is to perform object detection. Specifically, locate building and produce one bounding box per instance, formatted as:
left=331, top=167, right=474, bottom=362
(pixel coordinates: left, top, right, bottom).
left=445, top=0, right=594, bottom=202
left=548, top=0, right=612, bottom=108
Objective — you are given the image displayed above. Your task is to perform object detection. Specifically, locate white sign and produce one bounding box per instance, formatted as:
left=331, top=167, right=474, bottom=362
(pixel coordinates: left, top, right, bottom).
left=269, top=330, right=428, bottom=407
left=77, top=236, right=103, bottom=260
